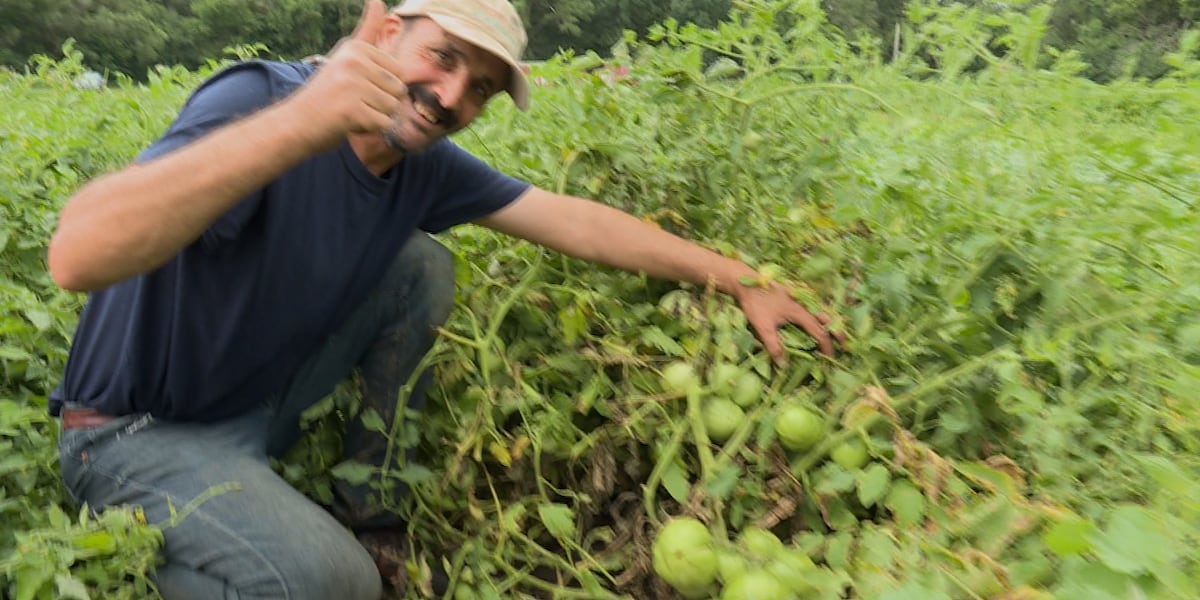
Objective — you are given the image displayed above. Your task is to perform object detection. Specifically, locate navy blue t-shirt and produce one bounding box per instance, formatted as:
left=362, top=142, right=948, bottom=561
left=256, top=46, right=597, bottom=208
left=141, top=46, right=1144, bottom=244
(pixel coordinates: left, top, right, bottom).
left=49, top=61, right=530, bottom=421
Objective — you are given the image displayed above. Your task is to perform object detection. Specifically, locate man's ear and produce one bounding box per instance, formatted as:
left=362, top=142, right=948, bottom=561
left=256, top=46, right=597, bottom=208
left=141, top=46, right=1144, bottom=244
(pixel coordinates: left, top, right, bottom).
left=377, top=13, right=410, bottom=46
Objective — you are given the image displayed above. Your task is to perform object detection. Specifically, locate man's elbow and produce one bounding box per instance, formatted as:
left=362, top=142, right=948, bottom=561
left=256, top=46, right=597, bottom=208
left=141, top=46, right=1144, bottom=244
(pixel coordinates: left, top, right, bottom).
left=47, top=234, right=98, bottom=292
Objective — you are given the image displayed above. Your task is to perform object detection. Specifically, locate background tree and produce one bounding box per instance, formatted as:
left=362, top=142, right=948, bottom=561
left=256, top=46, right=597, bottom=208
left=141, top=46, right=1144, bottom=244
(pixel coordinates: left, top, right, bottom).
left=71, top=0, right=175, bottom=77
left=0, top=0, right=80, bottom=68
left=822, top=0, right=907, bottom=58
left=1045, top=0, right=1197, bottom=80
left=0, top=0, right=1195, bottom=81
left=514, top=0, right=730, bottom=59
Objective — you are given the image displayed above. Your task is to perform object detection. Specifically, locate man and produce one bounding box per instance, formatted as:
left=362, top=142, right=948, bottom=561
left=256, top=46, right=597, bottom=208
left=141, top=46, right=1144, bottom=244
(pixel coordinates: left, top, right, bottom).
left=47, top=0, right=840, bottom=597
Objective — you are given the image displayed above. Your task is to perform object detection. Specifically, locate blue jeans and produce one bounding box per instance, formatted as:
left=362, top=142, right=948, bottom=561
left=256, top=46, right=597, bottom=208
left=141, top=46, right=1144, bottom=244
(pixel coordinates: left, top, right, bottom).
left=57, top=233, right=456, bottom=600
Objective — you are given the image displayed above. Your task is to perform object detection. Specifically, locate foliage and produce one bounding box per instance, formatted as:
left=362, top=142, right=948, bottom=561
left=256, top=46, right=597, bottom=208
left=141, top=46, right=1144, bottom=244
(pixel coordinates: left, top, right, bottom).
left=513, top=0, right=733, bottom=59
left=2, top=0, right=1199, bottom=82
left=1044, top=0, right=1199, bottom=81
left=3, top=2, right=1200, bottom=598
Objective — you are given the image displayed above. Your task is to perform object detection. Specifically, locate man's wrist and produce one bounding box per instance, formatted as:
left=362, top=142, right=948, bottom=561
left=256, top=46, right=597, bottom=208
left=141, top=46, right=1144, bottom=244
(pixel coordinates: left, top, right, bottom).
left=716, top=261, right=761, bottom=303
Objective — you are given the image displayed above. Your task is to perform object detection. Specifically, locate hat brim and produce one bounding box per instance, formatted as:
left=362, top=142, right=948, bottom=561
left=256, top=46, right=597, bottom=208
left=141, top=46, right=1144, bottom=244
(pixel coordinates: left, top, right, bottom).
left=397, top=12, right=530, bottom=111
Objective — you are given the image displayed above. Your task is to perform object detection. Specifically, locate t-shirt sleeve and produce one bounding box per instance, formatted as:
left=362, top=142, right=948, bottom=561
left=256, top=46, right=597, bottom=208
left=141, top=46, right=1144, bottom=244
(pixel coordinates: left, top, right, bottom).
left=135, top=62, right=289, bottom=250
left=419, top=142, right=531, bottom=233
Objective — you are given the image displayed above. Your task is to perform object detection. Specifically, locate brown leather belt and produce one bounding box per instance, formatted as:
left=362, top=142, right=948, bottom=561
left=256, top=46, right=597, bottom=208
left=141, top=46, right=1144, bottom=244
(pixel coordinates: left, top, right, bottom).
left=61, top=407, right=121, bottom=431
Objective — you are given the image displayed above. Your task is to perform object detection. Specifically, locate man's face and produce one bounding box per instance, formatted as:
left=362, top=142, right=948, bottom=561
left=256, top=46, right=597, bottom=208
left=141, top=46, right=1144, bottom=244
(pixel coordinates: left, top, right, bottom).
left=378, top=16, right=510, bottom=154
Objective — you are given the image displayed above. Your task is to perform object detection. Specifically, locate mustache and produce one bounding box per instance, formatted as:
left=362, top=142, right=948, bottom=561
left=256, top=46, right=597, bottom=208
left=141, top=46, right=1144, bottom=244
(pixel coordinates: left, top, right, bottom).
left=408, top=84, right=458, bottom=130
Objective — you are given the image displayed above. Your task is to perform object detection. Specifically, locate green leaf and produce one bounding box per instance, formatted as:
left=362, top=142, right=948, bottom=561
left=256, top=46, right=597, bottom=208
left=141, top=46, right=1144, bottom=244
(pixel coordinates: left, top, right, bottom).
left=661, top=460, right=691, bottom=503
left=54, top=574, right=90, bottom=600
left=857, top=525, right=897, bottom=571
left=885, top=481, right=926, bottom=528
left=857, top=464, right=891, bottom=508
left=359, top=408, right=387, bottom=434
left=330, top=461, right=375, bottom=485
left=704, top=56, right=741, bottom=79
left=47, top=504, right=69, bottom=529
left=578, top=570, right=606, bottom=596
left=72, top=531, right=117, bottom=556
left=955, top=462, right=1021, bottom=497
left=816, top=467, right=857, bottom=495
left=21, top=308, right=51, bottom=332
left=1055, top=558, right=1138, bottom=600
left=1175, top=321, right=1200, bottom=349
left=500, top=504, right=527, bottom=533
left=1043, top=514, right=1095, bottom=557
left=640, top=327, right=685, bottom=356
left=879, top=584, right=952, bottom=600
left=537, top=503, right=576, bottom=540
left=704, top=464, right=741, bottom=501
left=0, top=346, right=33, bottom=361
left=558, top=305, right=587, bottom=346
left=1137, top=454, right=1198, bottom=498
left=0, top=454, right=33, bottom=474
left=1089, top=505, right=1176, bottom=575
left=938, top=404, right=972, bottom=434
left=1156, top=562, right=1200, bottom=597
left=825, top=530, right=855, bottom=570
left=15, top=562, right=55, bottom=600
left=395, top=465, right=434, bottom=486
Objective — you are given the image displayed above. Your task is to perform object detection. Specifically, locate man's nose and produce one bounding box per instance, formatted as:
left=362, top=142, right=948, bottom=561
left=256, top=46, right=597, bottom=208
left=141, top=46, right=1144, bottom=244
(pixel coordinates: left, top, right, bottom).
left=434, top=71, right=470, bottom=113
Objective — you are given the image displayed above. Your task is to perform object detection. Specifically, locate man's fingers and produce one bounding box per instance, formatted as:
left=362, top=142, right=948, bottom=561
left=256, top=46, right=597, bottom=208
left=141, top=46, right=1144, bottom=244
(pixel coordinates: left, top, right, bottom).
left=814, top=310, right=848, bottom=345
left=753, top=321, right=787, bottom=367
left=806, top=322, right=836, bottom=357
left=791, top=309, right=836, bottom=357
left=351, top=0, right=388, bottom=45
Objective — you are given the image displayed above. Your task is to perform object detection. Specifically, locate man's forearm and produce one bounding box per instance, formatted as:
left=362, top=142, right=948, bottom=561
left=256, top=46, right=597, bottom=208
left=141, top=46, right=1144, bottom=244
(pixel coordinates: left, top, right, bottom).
left=48, top=102, right=319, bottom=292
left=583, top=203, right=758, bottom=298
left=482, top=191, right=759, bottom=300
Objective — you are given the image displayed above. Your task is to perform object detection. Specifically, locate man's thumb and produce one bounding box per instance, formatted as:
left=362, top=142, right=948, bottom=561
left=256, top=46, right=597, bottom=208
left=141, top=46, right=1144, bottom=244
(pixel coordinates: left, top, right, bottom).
left=351, top=0, right=388, bottom=44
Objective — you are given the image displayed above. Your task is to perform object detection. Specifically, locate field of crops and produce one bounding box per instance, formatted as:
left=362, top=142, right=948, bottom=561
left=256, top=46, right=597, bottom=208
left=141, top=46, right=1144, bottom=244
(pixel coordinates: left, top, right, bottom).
left=3, top=1, right=1200, bottom=599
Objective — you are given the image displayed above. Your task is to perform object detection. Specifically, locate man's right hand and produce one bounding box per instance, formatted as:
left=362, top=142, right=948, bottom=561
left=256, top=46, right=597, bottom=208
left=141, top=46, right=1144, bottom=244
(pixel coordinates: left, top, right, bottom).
left=48, top=0, right=410, bottom=292
left=283, top=0, right=410, bottom=153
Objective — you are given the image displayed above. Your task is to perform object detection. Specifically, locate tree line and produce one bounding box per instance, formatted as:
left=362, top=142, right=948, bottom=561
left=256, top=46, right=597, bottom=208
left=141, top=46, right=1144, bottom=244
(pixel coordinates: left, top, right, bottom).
left=0, top=0, right=1195, bottom=82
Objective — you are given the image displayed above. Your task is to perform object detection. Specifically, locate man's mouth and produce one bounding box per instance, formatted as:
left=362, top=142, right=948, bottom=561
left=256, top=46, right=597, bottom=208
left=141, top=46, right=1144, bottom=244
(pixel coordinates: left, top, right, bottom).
left=407, top=85, right=457, bottom=130
left=413, top=99, right=441, bottom=125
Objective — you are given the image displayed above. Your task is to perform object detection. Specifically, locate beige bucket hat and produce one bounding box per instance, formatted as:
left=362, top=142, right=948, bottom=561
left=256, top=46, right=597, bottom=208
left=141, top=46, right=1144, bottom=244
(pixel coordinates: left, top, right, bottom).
left=391, top=0, right=530, bottom=110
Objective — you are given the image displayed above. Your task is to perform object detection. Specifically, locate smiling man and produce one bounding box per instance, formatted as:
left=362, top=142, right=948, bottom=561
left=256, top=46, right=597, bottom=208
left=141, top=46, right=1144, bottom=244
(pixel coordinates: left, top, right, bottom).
left=46, top=0, right=840, bottom=597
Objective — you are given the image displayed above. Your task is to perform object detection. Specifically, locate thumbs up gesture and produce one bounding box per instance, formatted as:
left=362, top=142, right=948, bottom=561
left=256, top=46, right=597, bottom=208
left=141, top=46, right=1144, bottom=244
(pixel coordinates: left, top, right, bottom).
left=284, top=0, right=409, bottom=151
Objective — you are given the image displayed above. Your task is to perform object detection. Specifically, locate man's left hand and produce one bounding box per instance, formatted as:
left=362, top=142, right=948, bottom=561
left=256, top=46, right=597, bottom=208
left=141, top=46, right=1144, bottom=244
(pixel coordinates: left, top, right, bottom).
left=736, top=283, right=843, bottom=366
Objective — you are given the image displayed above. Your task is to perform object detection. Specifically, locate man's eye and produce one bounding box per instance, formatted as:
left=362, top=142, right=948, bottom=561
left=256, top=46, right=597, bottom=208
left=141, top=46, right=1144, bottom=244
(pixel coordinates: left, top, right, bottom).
left=433, top=49, right=452, bottom=65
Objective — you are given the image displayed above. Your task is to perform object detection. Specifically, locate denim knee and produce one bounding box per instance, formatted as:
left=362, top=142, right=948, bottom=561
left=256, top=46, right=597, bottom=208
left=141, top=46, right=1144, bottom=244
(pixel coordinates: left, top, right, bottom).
left=268, top=534, right=382, bottom=600
left=384, top=233, right=456, bottom=330
left=155, top=537, right=382, bottom=600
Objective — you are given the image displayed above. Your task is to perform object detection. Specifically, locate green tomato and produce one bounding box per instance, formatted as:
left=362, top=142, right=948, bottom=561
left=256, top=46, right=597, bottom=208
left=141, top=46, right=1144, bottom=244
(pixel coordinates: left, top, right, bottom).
left=737, top=527, right=784, bottom=563
left=731, top=372, right=764, bottom=408
left=708, top=362, right=741, bottom=392
left=775, top=406, right=824, bottom=451
left=717, top=549, right=749, bottom=583
left=661, top=362, right=699, bottom=394
left=652, top=518, right=719, bottom=595
left=703, top=398, right=745, bottom=443
left=766, top=549, right=816, bottom=594
left=720, top=570, right=792, bottom=600
left=831, top=439, right=869, bottom=470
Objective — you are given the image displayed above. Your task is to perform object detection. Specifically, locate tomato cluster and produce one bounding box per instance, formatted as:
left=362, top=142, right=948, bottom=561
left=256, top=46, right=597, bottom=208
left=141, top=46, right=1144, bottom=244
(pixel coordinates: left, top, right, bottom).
left=653, top=517, right=820, bottom=600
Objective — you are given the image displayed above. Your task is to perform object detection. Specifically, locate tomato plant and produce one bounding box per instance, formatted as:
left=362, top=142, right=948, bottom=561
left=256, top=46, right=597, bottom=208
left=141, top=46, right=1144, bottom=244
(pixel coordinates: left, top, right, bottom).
left=4, top=3, right=1200, bottom=599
